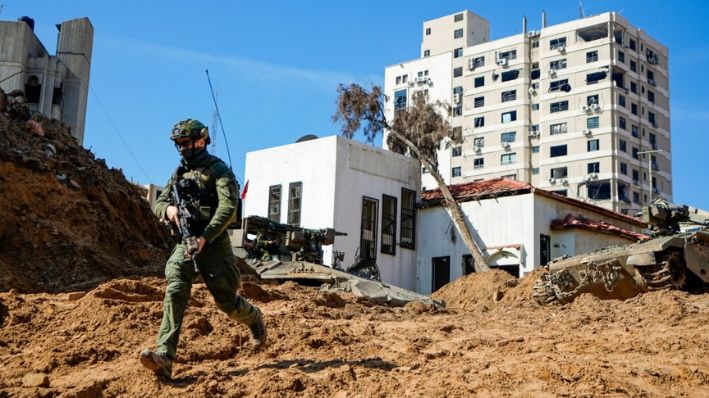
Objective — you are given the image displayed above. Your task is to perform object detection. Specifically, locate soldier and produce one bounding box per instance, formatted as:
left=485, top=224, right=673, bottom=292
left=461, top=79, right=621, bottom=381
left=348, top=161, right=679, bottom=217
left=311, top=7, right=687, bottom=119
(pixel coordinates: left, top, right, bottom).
left=140, top=119, right=266, bottom=378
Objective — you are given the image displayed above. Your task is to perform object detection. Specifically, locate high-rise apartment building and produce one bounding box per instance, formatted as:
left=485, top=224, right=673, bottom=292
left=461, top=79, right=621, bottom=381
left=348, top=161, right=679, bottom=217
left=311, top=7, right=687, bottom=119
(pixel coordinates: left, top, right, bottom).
left=384, top=10, right=671, bottom=214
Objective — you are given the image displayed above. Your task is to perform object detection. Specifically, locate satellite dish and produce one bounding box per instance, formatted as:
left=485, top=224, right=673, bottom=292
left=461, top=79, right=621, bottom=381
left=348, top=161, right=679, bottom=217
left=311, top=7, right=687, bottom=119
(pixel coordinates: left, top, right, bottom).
left=296, top=134, right=318, bottom=143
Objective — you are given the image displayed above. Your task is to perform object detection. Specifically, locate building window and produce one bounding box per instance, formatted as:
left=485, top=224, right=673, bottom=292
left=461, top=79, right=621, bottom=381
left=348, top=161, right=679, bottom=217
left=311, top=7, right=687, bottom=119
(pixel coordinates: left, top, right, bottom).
left=550, top=59, right=567, bottom=70
left=473, top=137, right=484, bottom=148
left=586, top=50, right=598, bottom=63
left=500, top=153, right=517, bottom=165
left=587, top=181, right=611, bottom=200
left=587, top=116, right=600, bottom=129
left=501, top=131, right=516, bottom=143
left=499, top=49, right=517, bottom=61
left=268, top=185, right=281, bottom=222
left=452, top=167, right=462, bottom=177
left=474, top=96, right=485, bottom=108
left=501, top=111, right=517, bottom=123
left=633, top=191, right=640, bottom=204
left=425, top=27, right=431, bottom=35
left=618, top=94, right=626, bottom=107
left=432, top=256, right=451, bottom=293
left=550, top=37, right=566, bottom=50
left=633, top=169, right=640, bottom=184
left=381, top=195, right=397, bottom=255
left=532, top=146, right=540, bottom=153
left=550, top=101, right=568, bottom=113
left=474, top=157, right=484, bottom=169
left=532, top=103, right=539, bottom=110
left=532, top=167, right=540, bottom=174
left=454, top=13, right=464, bottom=22
left=620, top=162, right=628, bottom=175
left=423, top=50, right=430, bottom=57
left=649, top=133, right=657, bottom=150
left=631, top=125, right=639, bottom=137
left=588, top=162, right=600, bottom=173
left=454, top=28, right=464, bottom=39
left=619, top=116, right=627, bottom=130
left=630, top=60, right=637, bottom=72
left=452, top=146, right=462, bottom=157
left=631, top=103, right=638, bottom=115
left=474, top=76, right=485, bottom=88
left=586, top=71, right=607, bottom=84
left=394, top=89, right=407, bottom=113
left=287, top=182, right=302, bottom=226
left=501, top=90, right=517, bottom=102
left=550, top=167, right=567, bottom=179
left=648, top=90, right=655, bottom=103
left=550, top=145, right=567, bottom=157
left=453, top=67, right=463, bottom=77
left=452, top=106, right=462, bottom=116
left=550, top=122, right=568, bottom=135
left=360, top=197, right=378, bottom=260
left=587, top=139, right=600, bottom=152
left=587, top=94, right=599, bottom=106
left=549, top=79, right=569, bottom=92
left=462, top=254, right=475, bottom=275
left=631, top=81, right=638, bottom=93
left=632, top=147, right=639, bottom=159
left=24, top=75, right=41, bottom=103
left=617, top=50, right=625, bottom=63
left=453, top=47, right=463, bottom=58
left=629, top=39, right=636, bottom=51
left=648, top=112, right=657, bottom=127
left=473, top=56, right=485, bottom=68
left=501, top=70, right=520, bottom=82
left=532, top=40, right=539, bottom=48
left=474, top=117, right=485, bottom=128
left=619, top=139, right=627, bottom=152
left=400, top=188, right=416, bottom=249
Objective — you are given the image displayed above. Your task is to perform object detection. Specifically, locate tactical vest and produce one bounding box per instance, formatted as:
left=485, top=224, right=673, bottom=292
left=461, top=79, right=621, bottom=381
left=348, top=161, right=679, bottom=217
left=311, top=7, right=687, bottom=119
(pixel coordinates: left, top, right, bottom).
left=174, top=157, right=223, bottom=233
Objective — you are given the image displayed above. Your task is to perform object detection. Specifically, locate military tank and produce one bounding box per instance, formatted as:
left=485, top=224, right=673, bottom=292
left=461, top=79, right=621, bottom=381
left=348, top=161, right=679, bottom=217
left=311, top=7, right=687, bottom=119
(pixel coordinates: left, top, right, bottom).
left=533, top=198, right=709, bottom=304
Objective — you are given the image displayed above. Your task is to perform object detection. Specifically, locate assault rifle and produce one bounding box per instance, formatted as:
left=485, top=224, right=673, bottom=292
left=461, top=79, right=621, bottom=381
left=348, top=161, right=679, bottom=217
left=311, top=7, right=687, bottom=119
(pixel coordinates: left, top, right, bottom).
left=172, top=177, right=200, bottom=272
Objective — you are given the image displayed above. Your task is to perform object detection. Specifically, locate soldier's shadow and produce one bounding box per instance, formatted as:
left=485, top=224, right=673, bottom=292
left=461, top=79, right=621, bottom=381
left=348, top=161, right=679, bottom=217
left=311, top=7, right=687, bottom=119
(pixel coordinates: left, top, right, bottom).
left=228, top=357, right=398, bottom=376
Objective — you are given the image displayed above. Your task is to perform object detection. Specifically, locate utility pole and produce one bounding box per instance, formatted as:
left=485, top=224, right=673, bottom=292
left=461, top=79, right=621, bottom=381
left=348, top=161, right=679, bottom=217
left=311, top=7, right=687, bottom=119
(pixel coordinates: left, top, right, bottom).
left=637, top=149, right=662, bottom=201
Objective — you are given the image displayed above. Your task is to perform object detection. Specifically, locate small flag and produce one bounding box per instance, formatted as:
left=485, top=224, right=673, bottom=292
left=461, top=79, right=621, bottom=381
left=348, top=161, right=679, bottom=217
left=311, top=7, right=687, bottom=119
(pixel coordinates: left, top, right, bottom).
left=240, top=179, right=249, bottom=200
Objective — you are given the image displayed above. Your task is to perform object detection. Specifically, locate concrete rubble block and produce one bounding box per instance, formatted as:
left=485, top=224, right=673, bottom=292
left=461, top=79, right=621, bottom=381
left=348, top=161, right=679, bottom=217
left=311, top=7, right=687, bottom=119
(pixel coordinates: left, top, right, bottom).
left=22, top=372, right=49, bottom=388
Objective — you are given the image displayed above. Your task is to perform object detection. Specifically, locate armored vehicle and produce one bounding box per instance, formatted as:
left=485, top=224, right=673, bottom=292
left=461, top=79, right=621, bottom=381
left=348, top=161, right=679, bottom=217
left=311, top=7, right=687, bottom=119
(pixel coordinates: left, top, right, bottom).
left=533, top=198, right=709, bottom=304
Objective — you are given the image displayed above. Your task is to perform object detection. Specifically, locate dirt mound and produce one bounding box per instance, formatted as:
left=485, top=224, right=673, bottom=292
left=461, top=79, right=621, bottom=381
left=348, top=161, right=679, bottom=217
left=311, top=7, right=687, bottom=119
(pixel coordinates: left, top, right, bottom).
left=0, top=89, right=172, bottom=293
left=432, top=269, right=518, bottom=311
left=0, top=277, right=707, bottom=397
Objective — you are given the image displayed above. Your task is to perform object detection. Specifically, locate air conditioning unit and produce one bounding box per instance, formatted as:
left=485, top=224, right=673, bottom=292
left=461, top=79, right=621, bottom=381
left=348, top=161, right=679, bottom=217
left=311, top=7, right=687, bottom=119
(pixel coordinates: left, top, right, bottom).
left=560, top=178, right=568, bottom=185
left=582, top=105, right=589, bottom=112
left=556, top=46, right=566, bottom=53
left=453, top=93, right=461, bottom=104
left=548, top=178, right=556, bottom=184
left=497, top=58, right=508, bottom=66
left=529, top=130, right=540, bottom=138
left=586, top=173, right=598, bottom=180
left=648, top=78, right=656, bottom=86
left=502, top=142, right=512, bottom=149
left=547, top=68, right=557, bottom=77
left=528, top=87, right=537, bottom=95
left=583, top=128, right=592, bottom=135
left=474, top=146, right=482, bottom=153
left=468, top=58, right=476, bottom=70
left=590, top=103, right=600, bottom=112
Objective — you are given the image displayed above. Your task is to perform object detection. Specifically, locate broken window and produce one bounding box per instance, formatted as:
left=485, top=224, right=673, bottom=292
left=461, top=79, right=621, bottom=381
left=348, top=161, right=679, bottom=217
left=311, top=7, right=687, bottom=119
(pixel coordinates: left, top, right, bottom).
left=549, top=79, right=570, bottom=92
left=500, top=152, right=516, bottom=165
left=550, top=167, right=568, bottom=179
left=462, top=255, right=475, bottom=275
left=586, top=71, right=607, bottom=84
left=550, top=59, right=567, bottom=70
left=501, top=90, right=516, bottom=102
left=550, top=101, right=568, bottom=113
left=394, top=89, right=407, bottom=113
left=268, top=185, right=281, bottom=222
left=587, top=181, right=611, bottom=200
left=612, top=72, right=625, bottom=89
left=501, top=131, right=516, bottom=143
left=400, top=188, right=416, bottom=249
left=530, top=67, right=540, bottom=80
left=501, top=69, right=520, bottom=82
left=381, top=195, right=397, bottom=255
left=614, top=29, right=624, bottom=45
left=474, top=157, right=484, bottom=169
left=587, top=139, right=599, bottom=152
left=586, top=51, right=599, bottom=63
left=360, top=197, right=378, bottom=260
left=24, top=75, right=41, bottom=103
left=577, top=24, right=608, bottom=42
left=474, top=96, right=484, bottom=108
left=550, top=145, right=567, bottom=157
left=287, top=182, right=302, bottom=226
left=474, top=76, right=485, bottom=88
left=550, top=122, right=567, bottom=135
left=501, top=111, right=517, bottom=123
left=587, top=94, right=599, bottom=106
left=550, top=37, right=566, bottom=50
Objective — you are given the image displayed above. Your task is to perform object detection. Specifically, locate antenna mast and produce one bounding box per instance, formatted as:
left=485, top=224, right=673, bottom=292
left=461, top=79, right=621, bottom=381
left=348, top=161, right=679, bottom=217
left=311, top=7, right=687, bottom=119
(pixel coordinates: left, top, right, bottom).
left=205, top=69, right=233, bottom=171
left=579, top=1, right=586, bottom=18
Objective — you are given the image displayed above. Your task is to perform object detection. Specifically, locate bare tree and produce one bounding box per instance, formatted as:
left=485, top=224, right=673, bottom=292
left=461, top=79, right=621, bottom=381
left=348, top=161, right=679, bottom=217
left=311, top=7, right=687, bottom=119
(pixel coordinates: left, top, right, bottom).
left=333, top=83, right=490, bottom=273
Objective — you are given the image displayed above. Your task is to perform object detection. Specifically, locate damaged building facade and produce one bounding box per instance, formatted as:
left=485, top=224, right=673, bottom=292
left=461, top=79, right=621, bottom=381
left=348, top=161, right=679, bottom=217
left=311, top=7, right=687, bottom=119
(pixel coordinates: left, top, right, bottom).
left=243, top=135, right=421, bottom=291
left=0, top=16, right=93, bottom=145
left=384, top=10, right=671, bottom=215
left=417, top=178, right=647, bottom=294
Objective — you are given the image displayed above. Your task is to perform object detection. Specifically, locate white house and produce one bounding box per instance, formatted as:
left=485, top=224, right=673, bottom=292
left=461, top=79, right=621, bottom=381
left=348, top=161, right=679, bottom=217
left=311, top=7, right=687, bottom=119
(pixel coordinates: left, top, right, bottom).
left=243, top=135, right=421, bottom=291
left=417, top=177, right=647, bottom=294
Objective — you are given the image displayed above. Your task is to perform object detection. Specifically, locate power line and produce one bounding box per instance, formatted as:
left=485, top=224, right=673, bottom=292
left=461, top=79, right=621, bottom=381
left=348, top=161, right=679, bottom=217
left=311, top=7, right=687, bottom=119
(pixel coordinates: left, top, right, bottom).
left=205, top=69, right=234, bottom=171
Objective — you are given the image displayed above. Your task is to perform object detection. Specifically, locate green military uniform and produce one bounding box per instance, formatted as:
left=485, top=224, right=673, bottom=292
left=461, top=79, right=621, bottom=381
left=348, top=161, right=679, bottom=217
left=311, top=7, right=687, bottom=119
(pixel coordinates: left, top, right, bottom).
left=153, top=150, right=259, bottom=360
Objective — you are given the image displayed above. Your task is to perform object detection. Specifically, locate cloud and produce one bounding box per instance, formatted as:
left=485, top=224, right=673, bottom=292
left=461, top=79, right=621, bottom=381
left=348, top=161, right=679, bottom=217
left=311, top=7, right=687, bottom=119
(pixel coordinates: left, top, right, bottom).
left=99, top=35, right=380, bottom=89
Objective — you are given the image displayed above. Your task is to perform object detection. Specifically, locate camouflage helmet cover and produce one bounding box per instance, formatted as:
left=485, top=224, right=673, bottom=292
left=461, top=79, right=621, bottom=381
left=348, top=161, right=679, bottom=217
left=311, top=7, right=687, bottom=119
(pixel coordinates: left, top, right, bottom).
left=170, top=119, right=210, bottom=144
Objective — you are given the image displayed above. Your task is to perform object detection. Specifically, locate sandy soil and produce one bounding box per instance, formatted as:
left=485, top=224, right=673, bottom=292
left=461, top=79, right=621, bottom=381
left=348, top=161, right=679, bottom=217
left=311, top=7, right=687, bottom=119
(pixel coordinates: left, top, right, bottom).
left=0, top=271, right=707, bottom=398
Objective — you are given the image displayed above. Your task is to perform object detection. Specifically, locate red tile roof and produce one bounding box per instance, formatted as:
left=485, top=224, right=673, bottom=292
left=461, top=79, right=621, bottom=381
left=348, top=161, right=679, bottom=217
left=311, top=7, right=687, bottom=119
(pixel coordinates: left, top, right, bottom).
left=551, top=214, right=649, bottom=241
left=421, top=177, right=532, bottom=201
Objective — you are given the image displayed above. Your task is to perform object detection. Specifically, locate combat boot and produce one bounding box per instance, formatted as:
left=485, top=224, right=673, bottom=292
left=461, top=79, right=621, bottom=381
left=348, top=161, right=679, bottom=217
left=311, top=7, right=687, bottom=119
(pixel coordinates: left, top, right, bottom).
left=140, top=349, right=173, bottom=378
left=248, top=307, right=268, bottom=349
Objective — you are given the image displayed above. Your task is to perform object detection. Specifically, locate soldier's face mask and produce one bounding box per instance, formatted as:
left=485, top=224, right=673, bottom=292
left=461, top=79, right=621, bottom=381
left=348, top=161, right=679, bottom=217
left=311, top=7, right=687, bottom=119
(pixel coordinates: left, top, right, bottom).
left=175, top=138, right=206, bottom=162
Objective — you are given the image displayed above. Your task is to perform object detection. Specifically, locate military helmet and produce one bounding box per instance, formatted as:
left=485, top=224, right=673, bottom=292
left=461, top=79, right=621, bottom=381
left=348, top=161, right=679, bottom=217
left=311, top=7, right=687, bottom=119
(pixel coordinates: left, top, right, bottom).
left=170, top=119, right=210, bottom=144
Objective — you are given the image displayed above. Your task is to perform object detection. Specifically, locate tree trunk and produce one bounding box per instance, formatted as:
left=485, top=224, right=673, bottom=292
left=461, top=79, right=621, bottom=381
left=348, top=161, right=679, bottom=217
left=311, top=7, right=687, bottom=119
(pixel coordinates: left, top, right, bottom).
left=386, top=129, right=490, bottom=273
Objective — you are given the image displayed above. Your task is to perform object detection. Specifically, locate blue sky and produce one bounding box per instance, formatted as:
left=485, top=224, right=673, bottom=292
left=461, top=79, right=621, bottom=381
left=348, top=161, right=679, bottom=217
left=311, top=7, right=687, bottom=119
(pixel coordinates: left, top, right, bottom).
left=4, top=1, right=709, bottom=208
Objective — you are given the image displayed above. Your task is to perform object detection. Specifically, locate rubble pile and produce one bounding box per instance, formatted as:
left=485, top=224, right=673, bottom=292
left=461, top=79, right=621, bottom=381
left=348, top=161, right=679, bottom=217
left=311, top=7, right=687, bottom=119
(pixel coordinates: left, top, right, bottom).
left=0, top=89, right=172, bottom=293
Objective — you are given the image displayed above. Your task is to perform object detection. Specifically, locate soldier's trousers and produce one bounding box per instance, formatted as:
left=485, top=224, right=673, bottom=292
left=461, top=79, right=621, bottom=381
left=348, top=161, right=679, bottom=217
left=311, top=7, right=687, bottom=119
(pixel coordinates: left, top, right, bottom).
left=156, top=233, right=258, bottom=359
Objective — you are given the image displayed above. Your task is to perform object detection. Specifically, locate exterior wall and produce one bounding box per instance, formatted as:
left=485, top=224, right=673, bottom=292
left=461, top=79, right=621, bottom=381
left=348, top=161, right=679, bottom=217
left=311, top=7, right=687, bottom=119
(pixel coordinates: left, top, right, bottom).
left=550, top=229, right=634, bottom=259
left=0, top=18, right=93, bottom=145
left=386, top=10, right=671, bottom=215
left=244, top=136, right=420, bottom=290
left=421, top=10, right=489, bottom=57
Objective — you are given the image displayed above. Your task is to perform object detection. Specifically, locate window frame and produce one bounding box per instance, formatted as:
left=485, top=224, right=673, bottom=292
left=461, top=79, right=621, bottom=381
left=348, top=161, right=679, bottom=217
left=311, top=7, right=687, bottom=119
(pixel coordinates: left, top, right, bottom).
left=287, top=182, right=303, bottom=226
left=268, top=184, right=282, bottom=222
left=380, top=195, right=397, bottom=255
left=360, top=196, right=379, bottom=260
left=399, top=188, right=416, bottom=250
